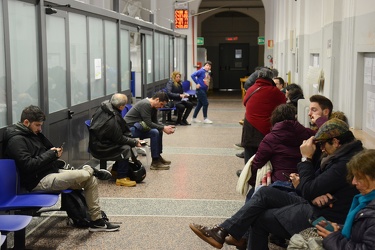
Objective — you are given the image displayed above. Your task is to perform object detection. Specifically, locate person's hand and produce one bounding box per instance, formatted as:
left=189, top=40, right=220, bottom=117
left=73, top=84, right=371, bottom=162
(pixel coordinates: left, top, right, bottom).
left=180, top=94, right=185, bottom=98
left=136, top=141, right=142, bottom=147
left=290, top=173, right=300, bottom=188
left=196, top=84, right=201, bottom=89
left=310, top=114, right=321, bottom=125
left=312, top=193, right=334, bottom=207
left=300, top=136, right=316, bottom=159
left=51, top=147, right=63, bottom=158
left=316, top=222, right=340, bottom=238
left=163, top=125, right=175, bottom=135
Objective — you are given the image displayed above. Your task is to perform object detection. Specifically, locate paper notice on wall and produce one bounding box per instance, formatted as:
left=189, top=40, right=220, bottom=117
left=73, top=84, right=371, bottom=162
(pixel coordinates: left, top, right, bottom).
left=305, top=66, right=321, bottom=89
left=364, top=57, right=372, bottom=85
left=147, top=59, right=152, bottom=74
left=366, top=91, right=375, bottom=133
left=95, top=59, right=102, bottom=80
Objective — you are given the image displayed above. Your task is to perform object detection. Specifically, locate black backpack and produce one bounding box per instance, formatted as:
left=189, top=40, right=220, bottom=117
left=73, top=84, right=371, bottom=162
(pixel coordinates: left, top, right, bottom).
left=61, top=190, right=91, bottom=228
left=61, top=190, right=109, bottom=228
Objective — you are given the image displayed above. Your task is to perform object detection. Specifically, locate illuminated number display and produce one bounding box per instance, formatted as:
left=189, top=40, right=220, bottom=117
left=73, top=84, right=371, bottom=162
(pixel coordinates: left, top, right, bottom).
left=174, top=9, right=189, bottom=29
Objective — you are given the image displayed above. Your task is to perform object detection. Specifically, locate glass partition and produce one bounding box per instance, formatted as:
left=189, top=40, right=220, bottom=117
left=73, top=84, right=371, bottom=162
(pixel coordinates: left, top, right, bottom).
left=120, top=29, right=130, bottom=91
left=146, top=34, right=153, bottom=84
left=8, top=0, right=40, bottom=123
left=89, top=17, right=104, bottom=100
left=46, top=15, right=68, bottom=113
left=69, top=13, right=88, bottom=106
left=0, top=1, right=6, bottom=127
left=104, top=20, right=118, bottom=95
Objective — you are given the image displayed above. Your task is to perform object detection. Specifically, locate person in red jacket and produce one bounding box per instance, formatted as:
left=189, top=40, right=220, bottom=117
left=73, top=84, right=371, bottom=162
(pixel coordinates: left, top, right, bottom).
left=241, top=67, right=286, bottom=165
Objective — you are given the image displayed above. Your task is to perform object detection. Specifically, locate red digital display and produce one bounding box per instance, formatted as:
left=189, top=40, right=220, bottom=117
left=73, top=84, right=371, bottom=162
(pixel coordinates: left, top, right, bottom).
left=174, top=9, right=189, bottom=29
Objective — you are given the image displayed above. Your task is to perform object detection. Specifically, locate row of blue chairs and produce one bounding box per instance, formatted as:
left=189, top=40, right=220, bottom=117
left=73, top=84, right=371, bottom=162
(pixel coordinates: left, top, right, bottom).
left=0, top=159, right=59, bottom=249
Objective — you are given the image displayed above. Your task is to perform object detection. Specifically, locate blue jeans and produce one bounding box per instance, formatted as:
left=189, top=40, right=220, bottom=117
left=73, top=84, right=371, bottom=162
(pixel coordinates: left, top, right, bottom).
left=193, top=89, right=209, bottom=119
left=130, top=127, right=163, bottom=159
left=220, top=187, right=308, bottom=249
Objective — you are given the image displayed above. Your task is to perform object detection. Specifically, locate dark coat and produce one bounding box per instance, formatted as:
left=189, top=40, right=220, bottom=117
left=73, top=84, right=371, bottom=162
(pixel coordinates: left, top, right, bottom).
left=89, top=101, right=137, bottom=160
left=251, top=120, right=316, bottom=184
left=3, top=123, right=60, bottom=191
left=166, top=79, right=183, bottom=101
left=323, top=199, right=375, bottom=250
left=274, top=140, right=363, bottom=235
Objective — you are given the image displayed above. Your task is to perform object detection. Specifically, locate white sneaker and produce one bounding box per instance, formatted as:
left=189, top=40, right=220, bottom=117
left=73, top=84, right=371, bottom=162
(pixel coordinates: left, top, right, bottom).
left=203, top=118, right=213, bottom=124
left=191, top=118, right=201, bottom=123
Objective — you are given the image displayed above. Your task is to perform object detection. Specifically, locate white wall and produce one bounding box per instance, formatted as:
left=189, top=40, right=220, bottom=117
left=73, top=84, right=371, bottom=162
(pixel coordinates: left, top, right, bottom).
left=267, top=0, right=375, bottom=130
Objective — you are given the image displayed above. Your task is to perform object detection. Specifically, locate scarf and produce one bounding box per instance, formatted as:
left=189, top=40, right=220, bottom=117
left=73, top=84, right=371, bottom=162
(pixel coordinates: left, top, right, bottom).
left=341, top=189, right=375, bottom=238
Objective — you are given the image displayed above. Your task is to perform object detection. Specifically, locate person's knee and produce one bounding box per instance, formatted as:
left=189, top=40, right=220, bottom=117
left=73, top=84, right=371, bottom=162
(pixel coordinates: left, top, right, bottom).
left=149, top=129, right=160, bottom=137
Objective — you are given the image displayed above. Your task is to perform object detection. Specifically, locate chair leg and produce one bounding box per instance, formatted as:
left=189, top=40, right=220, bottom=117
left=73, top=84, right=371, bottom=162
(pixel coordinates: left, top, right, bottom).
left=1, top=233, right=8, bottom=250
left=100, top=160, right=107, bottom=170
left=14, top=228, right=26, bottom=250
left=162, top=112, right=167, bottom=123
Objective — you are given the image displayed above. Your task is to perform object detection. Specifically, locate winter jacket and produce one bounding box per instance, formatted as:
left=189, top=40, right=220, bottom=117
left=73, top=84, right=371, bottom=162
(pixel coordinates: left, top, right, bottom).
left=297, top=140, right=363, bottom=223
left=251, top=120, right=316, bottom=185
left=243, top=78, right=286, bottom=136
left=323, top=199, right=375, bottom=250
left=166, top=79, right=183, bottom=101
left=3, top=123, right=60, bottom=191
left=273, top=140, right=362, bottom=235
left=89, top=101, right=137, bottom=160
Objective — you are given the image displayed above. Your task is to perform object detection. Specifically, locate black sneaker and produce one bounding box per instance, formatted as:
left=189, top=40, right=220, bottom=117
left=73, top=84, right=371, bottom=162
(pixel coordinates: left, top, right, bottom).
left=89, top=219, right=120, bottom=232
left=88, top=165, right=112, bottom=180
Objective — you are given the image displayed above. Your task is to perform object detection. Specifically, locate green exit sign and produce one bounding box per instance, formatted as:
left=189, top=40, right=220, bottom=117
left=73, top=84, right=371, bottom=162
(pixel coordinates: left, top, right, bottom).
left=258, top=36, right=265, bottom=45
left=197, top=37, right=204, bottom=46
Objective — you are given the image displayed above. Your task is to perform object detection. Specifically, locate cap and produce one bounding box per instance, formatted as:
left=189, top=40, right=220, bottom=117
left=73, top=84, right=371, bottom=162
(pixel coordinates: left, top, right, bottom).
left=314, top=118, right=349, bottom=141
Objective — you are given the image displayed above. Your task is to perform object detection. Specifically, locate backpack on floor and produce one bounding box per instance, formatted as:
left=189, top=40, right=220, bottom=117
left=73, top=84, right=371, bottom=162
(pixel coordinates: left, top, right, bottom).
left=61, top=190, right=91, bottom=228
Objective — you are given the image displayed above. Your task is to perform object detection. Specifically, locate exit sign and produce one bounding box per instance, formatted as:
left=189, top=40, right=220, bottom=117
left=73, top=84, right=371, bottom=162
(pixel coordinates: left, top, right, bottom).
left=197, top=37, right=204, bottom=46
left=258, top=36, right=265, bottom=45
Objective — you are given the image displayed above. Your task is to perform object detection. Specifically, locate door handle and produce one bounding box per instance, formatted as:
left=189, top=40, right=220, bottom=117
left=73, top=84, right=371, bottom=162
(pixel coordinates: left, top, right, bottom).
left=68, top=109, right=74, bottom=119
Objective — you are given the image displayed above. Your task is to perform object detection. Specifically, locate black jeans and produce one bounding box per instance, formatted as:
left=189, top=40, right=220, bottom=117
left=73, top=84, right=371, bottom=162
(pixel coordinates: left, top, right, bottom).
left=220, top=187, right=307, bottom=248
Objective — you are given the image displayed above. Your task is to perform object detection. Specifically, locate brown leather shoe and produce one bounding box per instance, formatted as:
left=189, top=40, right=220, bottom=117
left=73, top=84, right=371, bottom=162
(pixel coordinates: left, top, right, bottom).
left=159, top=156, right=171, bottom=165
left=189, top=223, right=227, bottom=249
left=225, top=235, right=247, bottom=250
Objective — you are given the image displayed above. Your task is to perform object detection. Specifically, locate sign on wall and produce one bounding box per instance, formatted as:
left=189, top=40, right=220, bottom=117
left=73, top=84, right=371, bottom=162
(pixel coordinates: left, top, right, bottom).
left=258, top=36, right=265, bottom=45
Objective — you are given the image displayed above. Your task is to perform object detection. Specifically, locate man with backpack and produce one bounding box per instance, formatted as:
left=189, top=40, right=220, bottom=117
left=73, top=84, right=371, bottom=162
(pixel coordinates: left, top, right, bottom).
left=89, top=93, right=143, bottom=187
left=3, top=105, right=120, bottom=232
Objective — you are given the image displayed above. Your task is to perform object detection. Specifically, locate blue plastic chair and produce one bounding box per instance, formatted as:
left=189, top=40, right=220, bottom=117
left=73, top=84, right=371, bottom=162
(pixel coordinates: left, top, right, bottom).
left=0, top=215, right=32, bottom=250
left=0, top=159, right=59, bottom=211
left=181, top=80, right=196, bottom=96
left=121, top=103, right=133, bottom=118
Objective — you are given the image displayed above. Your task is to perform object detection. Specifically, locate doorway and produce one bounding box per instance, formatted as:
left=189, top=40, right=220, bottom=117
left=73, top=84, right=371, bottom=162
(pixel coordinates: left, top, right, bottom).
left=218, top=43, right=249, bottom=90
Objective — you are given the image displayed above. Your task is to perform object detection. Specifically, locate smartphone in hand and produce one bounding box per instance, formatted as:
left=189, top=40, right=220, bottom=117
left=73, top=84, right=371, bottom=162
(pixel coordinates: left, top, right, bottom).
left=282, top=172, right=292, bottom=181
left=140, top=141, right=147, bottom=146
left=60, top=142, right=65, bottom=149
left=310, top=216, right=334, bottom=232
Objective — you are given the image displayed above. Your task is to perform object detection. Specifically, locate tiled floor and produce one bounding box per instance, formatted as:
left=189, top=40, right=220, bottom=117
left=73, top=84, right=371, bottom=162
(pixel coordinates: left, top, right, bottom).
left=13, top=91, right=253, bottom=249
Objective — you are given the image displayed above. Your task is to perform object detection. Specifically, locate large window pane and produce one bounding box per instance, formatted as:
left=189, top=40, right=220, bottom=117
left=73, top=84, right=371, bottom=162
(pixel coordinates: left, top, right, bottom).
left=9, top=0, right=39, bottom=123
left=89, top=17, right=104, bottom=100
left=154, top=33, right=160, bottom=81
left=69, top=13, right=88, bottom=105
left=46, top=15, right=67, bottom=113
left=164, top=34, right=169, bottom=79
left=105, top=20, right=118, bottom=95
left=0, top=1, right=7, bottom=127
left=146, top=34, right=153, bottom=84
left=120, top=29, right=130, bottom=91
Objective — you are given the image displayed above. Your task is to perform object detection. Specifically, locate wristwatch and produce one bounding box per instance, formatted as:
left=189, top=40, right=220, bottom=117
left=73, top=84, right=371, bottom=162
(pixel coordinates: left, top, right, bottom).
left=301, top=157, right=312, bottom=162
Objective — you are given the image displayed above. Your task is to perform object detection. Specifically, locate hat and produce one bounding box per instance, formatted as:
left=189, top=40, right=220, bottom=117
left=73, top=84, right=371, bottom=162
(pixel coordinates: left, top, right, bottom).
left=314, top=118, right=349, bottom=141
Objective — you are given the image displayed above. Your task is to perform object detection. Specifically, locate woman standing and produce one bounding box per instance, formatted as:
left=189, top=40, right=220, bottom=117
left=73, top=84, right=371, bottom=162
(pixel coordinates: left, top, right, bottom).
left=242, top=67, right=286, bottom=164
left=317, top=149, right=375, bottom=249
left=166, top=71, right=193, bottom=125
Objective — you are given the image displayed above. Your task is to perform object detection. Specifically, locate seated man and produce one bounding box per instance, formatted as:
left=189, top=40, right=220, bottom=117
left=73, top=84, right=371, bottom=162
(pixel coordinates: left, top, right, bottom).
left=124, top=91, right=175, bottom=170
left=189, top=118, right=363, bottom=249
left=3, top=105, right=119, bottom=232
left=89, top=93, right=142, bottom=187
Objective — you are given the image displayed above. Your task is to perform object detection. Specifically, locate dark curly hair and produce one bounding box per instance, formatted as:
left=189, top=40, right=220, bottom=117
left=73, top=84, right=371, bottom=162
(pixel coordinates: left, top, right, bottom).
left=270, top=104, right=297, bottom=126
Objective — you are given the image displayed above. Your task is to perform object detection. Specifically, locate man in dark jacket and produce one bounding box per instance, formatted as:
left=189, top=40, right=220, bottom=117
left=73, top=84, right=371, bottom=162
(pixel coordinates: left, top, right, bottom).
left=3, top=105, right=119, bottom=232
left=89, top=93, right=142, bottom=187
left=189, top=118, right=362, bottom=249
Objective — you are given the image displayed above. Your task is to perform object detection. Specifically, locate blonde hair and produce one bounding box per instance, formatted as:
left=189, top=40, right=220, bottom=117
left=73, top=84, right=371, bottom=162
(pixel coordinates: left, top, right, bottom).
left=170, top=71, right=181, bottom=87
